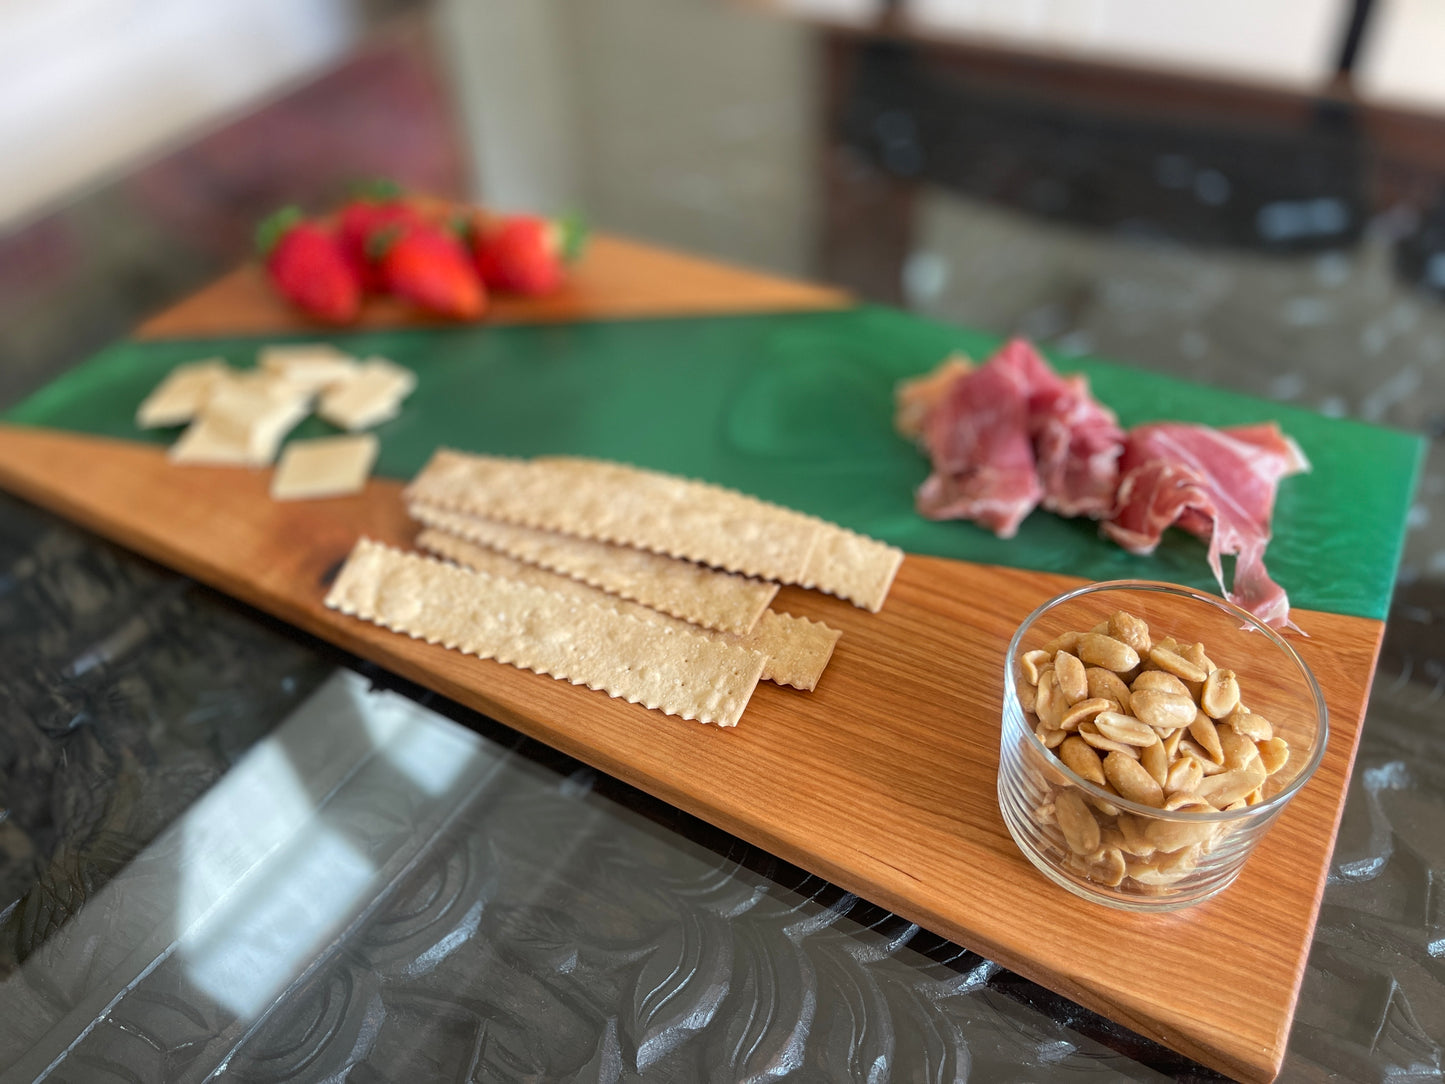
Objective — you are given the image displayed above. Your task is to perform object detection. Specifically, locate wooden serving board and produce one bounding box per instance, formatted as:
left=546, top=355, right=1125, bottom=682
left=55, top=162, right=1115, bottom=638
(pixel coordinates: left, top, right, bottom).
left=0, top=425, right=1380, bottom=1083
left=0, top=234, right=1413, bottom=1082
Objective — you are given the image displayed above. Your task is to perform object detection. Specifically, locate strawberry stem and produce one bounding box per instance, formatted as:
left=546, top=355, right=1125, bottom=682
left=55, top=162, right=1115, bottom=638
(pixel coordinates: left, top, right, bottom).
left=348, top=176, right=403, bottom=202
left=366, top=222, right=404, bottom=260
left=255, top=206, right=304, bottom=257
left=558, top=210, right=589, bottom=263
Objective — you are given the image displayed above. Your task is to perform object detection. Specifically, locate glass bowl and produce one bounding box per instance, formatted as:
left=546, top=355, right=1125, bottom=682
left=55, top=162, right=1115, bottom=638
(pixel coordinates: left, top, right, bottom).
left=998, top=580, right=1328, bottom=911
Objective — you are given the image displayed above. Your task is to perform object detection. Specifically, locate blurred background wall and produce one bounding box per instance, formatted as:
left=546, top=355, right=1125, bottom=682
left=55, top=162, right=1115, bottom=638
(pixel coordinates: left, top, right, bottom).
left=15, top=0, right=1445, bottom=237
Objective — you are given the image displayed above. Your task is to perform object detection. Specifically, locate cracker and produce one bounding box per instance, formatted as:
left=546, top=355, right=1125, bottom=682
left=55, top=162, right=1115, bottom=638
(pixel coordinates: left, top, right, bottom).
left=271, top=434, right=379, bottom=500
left=793, top=519, right=904, bottom=614
left=318, top=358, right=416, bottom=431
left=169, top=381, right=309, bottom=466
left=405, top=451, right=903, bottom=610
left=258, top=344, right=359, bottom=394
left=135, top=358, right=229, bottom=428
left=544, top=456, right=902, bottom=611
left=405, top=452, right=820, bottom=583
left=409, top=501, right=778, bottom=634
left=743, top=611, right=841, bottom=692
left=418, top=528, right=840, bottom=690
left=326, top=539, right=765, bottom=726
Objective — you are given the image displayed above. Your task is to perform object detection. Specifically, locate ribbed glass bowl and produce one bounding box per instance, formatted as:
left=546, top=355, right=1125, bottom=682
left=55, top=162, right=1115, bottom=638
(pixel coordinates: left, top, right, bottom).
left=998, top=580, right=1327, bottom=911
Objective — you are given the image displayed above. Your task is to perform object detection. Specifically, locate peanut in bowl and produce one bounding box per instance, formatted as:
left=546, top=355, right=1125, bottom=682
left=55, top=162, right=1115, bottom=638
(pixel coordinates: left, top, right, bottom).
left=998, top=580, right=1328, bottom=912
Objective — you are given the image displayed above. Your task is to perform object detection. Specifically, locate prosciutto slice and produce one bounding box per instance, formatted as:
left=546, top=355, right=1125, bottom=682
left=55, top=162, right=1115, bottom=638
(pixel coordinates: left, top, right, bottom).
left=902, top=337, right=1307, bottom=629
left=916, top=350, right=1041, bottom=538
left=912, top=338, right=1123, bottom=536
left=995, top=339, right=1125, bottom=518
left=1104, top=423, right=1310, bottom=629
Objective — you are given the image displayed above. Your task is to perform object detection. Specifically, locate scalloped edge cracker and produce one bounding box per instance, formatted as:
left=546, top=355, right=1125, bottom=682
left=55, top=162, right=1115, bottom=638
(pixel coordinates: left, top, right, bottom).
left=326, top=539, right=765, bottom=725
left=745, top=610, right=841, bottom=693
left=404, top=451, right=903, bottom=610
left=539, top=455, right=903, bottom=612
left=418, top=528, right=841, bottom=691
left=405, top=452, right=818, bottom=582
left=794, top=520, right=903, bottom=614
left=410, top=501, right=778, bottom=634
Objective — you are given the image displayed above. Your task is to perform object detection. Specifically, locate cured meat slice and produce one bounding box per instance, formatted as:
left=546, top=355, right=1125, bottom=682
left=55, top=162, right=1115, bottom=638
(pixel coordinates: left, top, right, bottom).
left=894, top=354, right=972, bottom=442
left=916, top=350, right=1041, bottom=538
left=910, top=338, right=1121, bottom=536
left=1104, top=422, right=1310, bottom=629
left=995, top=339, right=1124, bottom=518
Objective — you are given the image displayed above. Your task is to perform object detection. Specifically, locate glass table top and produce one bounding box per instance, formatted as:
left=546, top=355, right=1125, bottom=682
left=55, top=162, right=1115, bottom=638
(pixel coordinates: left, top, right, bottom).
left=2, top=2, right=1443, bottom=1079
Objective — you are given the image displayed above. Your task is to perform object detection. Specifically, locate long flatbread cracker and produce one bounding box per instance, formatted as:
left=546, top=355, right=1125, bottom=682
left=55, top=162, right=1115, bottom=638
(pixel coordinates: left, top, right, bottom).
left=418, top=528, right=841, bottom=691
left=405, top=451, right=903, bottom=610
left=792, top=519, right=904, bottom=615
left=541, top=456, right=904, bottom=612
left=409, top=501, right=779, bottom=635
left=326, top=539, right=765, bottom=725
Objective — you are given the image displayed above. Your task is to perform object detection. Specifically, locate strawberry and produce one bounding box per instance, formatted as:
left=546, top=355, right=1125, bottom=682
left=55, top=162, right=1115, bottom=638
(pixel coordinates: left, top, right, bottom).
left=372, top=221, right=486, bottom=319
left=472, top=212, right=586, bottom=296
left=335, top=179, right=429, bottom=291
left=256, top=207, right=360, bottom=324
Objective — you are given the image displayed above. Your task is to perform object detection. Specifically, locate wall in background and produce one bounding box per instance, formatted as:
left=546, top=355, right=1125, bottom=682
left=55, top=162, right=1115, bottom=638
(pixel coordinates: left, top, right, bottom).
left=1355, top=0, right=1445, bottom=111
left=445, top=0, right=820, bottom=278
left=0, top=0, right=364, bottom=230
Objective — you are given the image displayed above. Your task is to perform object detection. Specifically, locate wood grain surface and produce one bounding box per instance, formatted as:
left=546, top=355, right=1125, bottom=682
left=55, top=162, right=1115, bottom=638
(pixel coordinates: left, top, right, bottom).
left=136, top=233, right=849, bottom=340
left=0, top=426, right=1380, bottom=1083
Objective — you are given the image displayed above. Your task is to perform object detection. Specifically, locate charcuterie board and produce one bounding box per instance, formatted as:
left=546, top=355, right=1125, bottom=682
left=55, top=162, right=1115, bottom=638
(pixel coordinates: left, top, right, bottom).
left=0, top=237, right=1422, bottom=1081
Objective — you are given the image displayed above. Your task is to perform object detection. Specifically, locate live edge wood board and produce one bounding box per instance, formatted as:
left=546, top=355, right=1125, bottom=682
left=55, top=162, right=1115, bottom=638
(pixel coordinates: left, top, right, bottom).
left=0, top=238, right=1389, bottom=1083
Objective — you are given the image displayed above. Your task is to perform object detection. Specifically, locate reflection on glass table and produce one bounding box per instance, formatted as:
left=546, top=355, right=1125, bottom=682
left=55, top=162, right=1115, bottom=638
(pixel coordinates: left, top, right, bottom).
left=1, top=495, right=1208, bottom=1082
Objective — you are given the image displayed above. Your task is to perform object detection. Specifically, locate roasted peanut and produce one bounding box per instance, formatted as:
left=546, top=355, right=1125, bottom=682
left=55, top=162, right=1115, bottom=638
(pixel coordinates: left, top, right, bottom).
left=1035, top=721, right=1067, bottom=748
left=1039, top=630, right=1083, bottom=656
left=1188, top=713, right=1225, bottom=764
left=1131, top=689, right=1197, bottom=730
left=1021, top=649, right=1052, bottom=685
left=1059, top=697, right=1113, bottom=730
left=1196, top=760, right=1267, bottom=808
left=1225, top=709, right=1273, bottom=742
left=1017, top=681, right=1037, bottom=714
left=1087, top=792, right=1123, bottom=817
left=1094, top=711, right=1159, bottom=747
left=1108, top=610, right=1152, bottom=656
left=1183, top=642, right=1215, bottom=673
left=1217, top=725, right=1261, bottom=773
left=1200, top=669, right=1241, bottom=719
left=1139, top=739, right=1171, bottom=788
left=1077, top=633, right=1141, bottom=673
left=1148, top=645, right=1208, bottom=684
left=1035, top=672, right=1066, bottom=729
left=1086, top=667, right=1133, bottom=714
left=1145, top=809, right=1217, bottom=852
left=1116, top=813, right=1156, bottom=857
left=1104, top=751, right=1165, bottom=807
left=1257, top=736, right=1290, bottom=775
left=1079, top=721, right=1142, bottom=758
left=1165, top=756, right=1203, bottom=796
left=1131, top=670, right=1191, bottom=697
left=1055, top=788, right=1101, bottom=855
left=1178, top=737, right=1229, bottom=776
left=1088, top=847, right=1127, bottom=887
left=1058, top=736, right=1107, bottom=785
left=1054, top=651, right=1089, bottom=705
